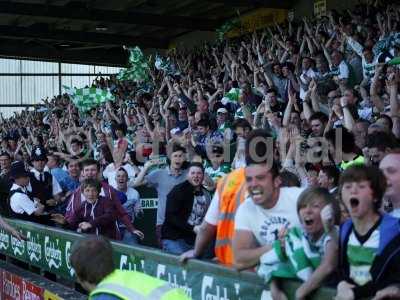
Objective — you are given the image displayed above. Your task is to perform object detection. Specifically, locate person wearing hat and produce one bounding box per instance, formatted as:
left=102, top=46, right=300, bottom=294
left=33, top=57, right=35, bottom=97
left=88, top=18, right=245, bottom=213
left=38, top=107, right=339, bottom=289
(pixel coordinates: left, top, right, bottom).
left=28, top=146, right=63, bottom=211
left=216, top=107, right=233, bottom=141
left=8, top=161, right=49, bottom=224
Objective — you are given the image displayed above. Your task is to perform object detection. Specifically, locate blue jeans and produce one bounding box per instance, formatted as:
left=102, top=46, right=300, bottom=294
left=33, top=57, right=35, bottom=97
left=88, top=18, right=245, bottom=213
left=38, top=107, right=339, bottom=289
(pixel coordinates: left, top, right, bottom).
left=120, top=229, right=139, bottom=245
left=162, top=239, right=193, bottom=255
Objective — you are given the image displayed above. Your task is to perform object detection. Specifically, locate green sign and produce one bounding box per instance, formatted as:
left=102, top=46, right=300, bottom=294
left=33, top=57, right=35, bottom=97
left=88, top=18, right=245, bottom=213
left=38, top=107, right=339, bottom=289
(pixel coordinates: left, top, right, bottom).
left=0, top=220, right=336, bottom=300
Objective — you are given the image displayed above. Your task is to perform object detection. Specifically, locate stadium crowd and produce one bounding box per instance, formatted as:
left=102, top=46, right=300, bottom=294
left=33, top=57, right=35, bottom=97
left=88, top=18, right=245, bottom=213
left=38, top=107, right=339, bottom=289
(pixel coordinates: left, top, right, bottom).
left=0, top=1, right=400, bottom=299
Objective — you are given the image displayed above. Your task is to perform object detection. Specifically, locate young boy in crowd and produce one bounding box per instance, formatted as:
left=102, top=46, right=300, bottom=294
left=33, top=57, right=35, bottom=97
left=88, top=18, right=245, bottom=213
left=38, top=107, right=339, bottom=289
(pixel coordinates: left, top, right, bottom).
left=335, top=165, right=400, bottom=300
left=203, top=145, right=231, bottom=191
left=257, top=187, right=339, bottom=300
left=57, top=178, right=119, bottom=240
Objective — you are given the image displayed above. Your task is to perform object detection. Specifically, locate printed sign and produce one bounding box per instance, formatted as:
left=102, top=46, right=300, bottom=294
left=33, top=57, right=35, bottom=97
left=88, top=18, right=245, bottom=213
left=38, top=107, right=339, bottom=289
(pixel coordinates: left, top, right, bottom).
left=26, top=231, right=43, bottom=267
left=0, top=229, right=11, bottom=254
left=10, top=234, right=26, bottom=260
left=0, top=220, right=337, bottom=300
left=44, top=235, right=63, bottom=271
left=22, top=279, right=43, bottom=300
left=43, top=290, right=63, bottom=300
left=226, top=8, right=288, bottom=38
left=117, top=253, right=145, bottom=273
left=314, top=0, right=326, bottom=18
left=3, top=270, right=22, bottom=300
left=141, top=198, right=158, bottom=209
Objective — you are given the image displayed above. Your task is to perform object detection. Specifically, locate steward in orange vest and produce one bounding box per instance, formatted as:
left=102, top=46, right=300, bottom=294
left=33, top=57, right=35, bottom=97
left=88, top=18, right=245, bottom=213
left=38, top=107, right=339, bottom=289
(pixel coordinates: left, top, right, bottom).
left=214, top=168, right=247, bottom=265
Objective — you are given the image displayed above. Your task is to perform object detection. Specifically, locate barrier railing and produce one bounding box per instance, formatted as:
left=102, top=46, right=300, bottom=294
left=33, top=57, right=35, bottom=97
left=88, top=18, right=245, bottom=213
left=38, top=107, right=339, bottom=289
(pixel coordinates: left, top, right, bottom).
left=0, top=219, right=337, bottom=300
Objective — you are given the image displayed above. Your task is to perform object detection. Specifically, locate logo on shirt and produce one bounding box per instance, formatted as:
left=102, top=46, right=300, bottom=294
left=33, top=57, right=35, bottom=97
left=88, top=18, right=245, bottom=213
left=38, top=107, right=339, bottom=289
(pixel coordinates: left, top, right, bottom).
left=259, top=216, right=289, bottom=244
left=34, top=147, right=42, bottom=157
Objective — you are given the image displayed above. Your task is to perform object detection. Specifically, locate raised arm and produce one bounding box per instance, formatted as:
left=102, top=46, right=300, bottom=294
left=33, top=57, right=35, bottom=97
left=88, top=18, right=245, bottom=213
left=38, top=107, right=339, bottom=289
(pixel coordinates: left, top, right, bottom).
left=282, top=90, right=295, bottom=127
left=321, top=42, right=333, bottom=67
left=370, top=64, right=385, bottom=112
left=341, top=96, right=355, bottom=132
left=388, top=72, right=400, bottom=138
left=310, top=80, right=321, bottom=113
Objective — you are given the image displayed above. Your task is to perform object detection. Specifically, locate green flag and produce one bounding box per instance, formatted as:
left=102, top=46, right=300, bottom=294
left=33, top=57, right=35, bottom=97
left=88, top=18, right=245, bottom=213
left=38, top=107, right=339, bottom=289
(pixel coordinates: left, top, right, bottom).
left=257, top=227, right=326, bottom=283
left=117, top=46, right=150, bottom=82
left=221, top=87, right=241, bottom=105
left=216, top=18, right=240, bottom=41
left=387, top=57, right=400, bottom=65
left=63, top=85, right=115, bottom=113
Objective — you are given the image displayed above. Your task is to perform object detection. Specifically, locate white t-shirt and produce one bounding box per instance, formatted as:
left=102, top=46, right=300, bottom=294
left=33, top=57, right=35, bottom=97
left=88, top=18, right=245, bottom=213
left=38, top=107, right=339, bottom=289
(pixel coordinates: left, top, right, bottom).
left=204, top=192, right=220, bottom=226
left=234, top=187, right=304, bottom=246
left=10, top=184, right=37, bottom=215
left=123, top=187, right=141, bottom=218
left=299, top=68, right=318, bottom=100
left=332, top=60, right=349, bottom=80
left=103, top=163, right=137, bottom=189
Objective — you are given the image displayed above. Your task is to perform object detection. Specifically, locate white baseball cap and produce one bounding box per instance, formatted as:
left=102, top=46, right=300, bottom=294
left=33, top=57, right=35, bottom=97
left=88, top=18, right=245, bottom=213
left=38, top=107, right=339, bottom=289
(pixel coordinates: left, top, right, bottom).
left=217, top=107, right=228, bottom=114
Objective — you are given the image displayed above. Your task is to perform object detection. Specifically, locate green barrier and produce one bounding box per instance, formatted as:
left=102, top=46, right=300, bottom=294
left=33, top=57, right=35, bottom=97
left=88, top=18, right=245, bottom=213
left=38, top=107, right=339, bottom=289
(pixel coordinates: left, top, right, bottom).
left=0, top=219, right=337, bottom=300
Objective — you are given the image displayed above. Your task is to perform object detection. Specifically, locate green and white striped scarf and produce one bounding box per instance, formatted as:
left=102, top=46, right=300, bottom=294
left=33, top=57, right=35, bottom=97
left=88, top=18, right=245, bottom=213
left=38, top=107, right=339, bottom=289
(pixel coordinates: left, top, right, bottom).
left=258, top=227, right=332, bottom=283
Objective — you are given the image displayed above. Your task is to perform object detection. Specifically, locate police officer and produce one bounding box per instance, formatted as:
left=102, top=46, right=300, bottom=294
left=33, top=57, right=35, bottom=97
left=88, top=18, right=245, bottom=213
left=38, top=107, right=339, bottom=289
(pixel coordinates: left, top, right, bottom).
left=8, top=161, right=50, bottom=225
left=70, top=236, right=190, bottom=300
left=28, top=146, right=63, bottom=210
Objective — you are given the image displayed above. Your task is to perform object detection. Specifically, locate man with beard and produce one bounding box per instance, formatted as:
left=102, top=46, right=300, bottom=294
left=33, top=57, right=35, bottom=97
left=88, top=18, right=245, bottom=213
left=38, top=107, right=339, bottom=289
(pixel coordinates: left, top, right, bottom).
left=232, top=130, right=305, bottom=270
left=161, top=162, right=211, bottom=254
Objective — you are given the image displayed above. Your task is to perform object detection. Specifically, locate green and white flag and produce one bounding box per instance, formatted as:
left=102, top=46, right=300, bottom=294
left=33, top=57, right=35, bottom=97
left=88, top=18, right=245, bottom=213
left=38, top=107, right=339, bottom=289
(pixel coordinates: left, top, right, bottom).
left=257, top=227, right=328, bottom=283
left=117, top=46, right=150, bottom=82
left=63, top=85, right=115, bottom=113
left=221, top=88, right=241, bottom=105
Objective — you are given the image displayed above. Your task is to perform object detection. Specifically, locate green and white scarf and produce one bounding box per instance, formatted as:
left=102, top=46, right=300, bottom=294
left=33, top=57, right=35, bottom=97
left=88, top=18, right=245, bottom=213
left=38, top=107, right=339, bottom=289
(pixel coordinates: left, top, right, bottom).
left=258, top=227, right=332, bottom=283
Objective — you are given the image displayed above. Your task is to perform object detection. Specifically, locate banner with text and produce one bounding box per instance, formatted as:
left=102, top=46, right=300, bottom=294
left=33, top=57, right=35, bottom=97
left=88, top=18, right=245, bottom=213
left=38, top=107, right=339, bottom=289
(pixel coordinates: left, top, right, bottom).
left=0, top=220, right=336, bottom=300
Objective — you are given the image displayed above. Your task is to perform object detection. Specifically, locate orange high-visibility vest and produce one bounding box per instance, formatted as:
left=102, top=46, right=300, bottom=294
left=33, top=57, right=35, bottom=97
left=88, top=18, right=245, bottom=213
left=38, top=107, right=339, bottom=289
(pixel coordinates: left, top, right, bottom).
left=215, top=168, right=246, bottom=266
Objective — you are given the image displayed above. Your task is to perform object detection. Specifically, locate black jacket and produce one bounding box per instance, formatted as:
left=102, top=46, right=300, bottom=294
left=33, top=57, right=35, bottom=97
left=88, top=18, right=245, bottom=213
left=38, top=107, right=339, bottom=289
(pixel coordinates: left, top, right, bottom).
left=161, top=180, right=211, bottom=244
left=339, top=214, right=400, bottom=299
